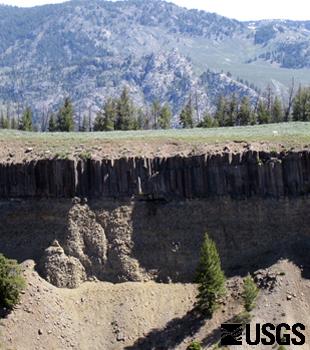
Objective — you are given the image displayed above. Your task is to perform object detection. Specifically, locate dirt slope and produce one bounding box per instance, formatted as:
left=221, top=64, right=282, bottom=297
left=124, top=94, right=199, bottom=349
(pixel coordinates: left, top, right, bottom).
left=1, top=259, right=309, bottom=350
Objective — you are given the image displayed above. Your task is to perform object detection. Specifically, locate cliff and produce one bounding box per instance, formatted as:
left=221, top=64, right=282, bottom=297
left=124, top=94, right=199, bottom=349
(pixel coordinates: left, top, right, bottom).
left=1, top=150, right=310, bottom=199
left=1, top=150, right=309, bottom=288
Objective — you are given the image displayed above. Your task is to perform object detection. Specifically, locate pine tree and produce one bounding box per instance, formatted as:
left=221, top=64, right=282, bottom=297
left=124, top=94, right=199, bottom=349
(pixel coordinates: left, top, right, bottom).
left=136, top=108, right=146, bottom=130
left=214, top=96, right=228, bottom=127
left=158, top=103, right=172, bottom=129
left=224, top=94, right=238, bottom=126
left=242, top=274, right=259, bottom=312
left=271, top=96, right=283, bottom=123
left=115, top=87, right=134, bottom=130
left=94, top=98, right=116, bottom=131
left=238, top=96, right=251, bottom=125
left=48, top=113, right=57, bottom=132
left=179, top=97, right=194, bottom=128
left=196, top=233, right=226, bottom=316
left=57, top=97, right=74, bottom=132
left=256, top=99, right=271, bottom=124
left=20, top=107, right=33, bottom=131
left=292, top=87, right=310, bottom=121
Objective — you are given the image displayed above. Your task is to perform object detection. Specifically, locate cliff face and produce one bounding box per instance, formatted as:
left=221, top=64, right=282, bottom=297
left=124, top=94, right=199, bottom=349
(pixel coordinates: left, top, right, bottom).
left=1, top=150, right=309, bottom=287
left=0, top=150, right=310, bottom=199
left=0, top=198, right=309, bottom=287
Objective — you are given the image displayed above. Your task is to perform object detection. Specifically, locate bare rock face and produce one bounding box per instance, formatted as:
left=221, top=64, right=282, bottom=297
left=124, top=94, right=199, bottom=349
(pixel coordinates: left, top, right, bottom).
left=65, top=204, right=108, bottom=279
left=1, top=151, right=310, bottom=199
left=40, top=204, right=108, bottom=288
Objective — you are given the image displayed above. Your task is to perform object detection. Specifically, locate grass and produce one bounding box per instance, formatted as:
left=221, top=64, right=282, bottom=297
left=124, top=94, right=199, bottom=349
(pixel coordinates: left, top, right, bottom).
left=0, top=122, right=310, bottom=143
left=0, top=122, right=309, bottom=157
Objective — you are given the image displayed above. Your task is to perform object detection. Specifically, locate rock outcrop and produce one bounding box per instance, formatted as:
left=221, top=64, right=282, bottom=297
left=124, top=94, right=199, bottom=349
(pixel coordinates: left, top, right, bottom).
left=0, top=151, right=310, bottom=199
left=40, top=204, right=108, bottom=288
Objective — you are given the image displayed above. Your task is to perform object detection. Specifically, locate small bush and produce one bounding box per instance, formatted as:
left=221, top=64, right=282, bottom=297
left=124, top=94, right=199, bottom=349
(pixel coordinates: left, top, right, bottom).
left=0, top=254, right=26, bottom=309
left=187, top=341, right=202, bottom=350
left=196, top=233, right=226, bottom=316
left=231, top=310, right=252, bottom=326
left=242, top=274, right=259, bottom=312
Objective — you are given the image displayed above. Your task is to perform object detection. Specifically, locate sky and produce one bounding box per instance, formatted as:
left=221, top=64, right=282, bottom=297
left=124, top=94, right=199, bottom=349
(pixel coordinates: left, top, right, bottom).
left=0, top=0, right=309, bottom=21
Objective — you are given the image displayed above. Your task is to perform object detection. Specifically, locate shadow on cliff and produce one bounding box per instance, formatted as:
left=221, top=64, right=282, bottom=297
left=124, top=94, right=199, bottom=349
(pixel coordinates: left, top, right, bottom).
left=124, top=307, right=206, bottom=350
left=0, top=198, right=309, bottom=285
left=0, top=200, right=71, bottom=267
left=129, top=199, right=310, bottom=282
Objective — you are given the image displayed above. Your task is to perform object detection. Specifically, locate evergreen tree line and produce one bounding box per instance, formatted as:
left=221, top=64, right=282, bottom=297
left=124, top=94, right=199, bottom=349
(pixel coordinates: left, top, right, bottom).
left=199, top=86, right=310, bottom=129
left=1, top=86, right=310, bottom=132
left=0, top=98, right=74, bottom=132
left=0, top=106, right=33, bottom=131
left=92, top=88, right=172, bottom=132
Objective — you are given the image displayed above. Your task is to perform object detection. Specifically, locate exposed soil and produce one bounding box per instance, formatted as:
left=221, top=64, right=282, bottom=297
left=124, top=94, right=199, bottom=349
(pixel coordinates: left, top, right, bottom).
left=0, top=138, right=306, bottom=163
left=0, top=259, right=309, bottom=350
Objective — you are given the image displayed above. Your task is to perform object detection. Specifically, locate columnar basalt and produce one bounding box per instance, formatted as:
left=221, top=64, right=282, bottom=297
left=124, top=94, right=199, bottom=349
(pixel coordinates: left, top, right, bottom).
left=0, top=151, right=309, bottom=287
left=0, top=151, right=310, bottom=199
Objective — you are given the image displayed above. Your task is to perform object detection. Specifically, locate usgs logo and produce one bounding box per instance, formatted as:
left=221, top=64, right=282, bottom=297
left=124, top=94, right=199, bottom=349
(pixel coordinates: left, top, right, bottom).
left=221, top=323, right=306, bottom=346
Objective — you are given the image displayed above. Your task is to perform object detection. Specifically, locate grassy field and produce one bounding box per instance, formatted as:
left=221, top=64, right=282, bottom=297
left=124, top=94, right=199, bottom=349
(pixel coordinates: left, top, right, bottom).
left=0, top=122, right=309, bottom=159
left=0, top=122, right=310, bottom=143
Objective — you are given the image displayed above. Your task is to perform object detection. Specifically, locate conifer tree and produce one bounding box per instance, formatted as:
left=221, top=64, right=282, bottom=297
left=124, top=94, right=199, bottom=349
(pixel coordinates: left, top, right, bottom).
left=179, top=97, right=194, bottom=128
left=94, top=98, right=117, bottom=132
left=48, top=113, right=57, bottom=132
left=256, top=99, right=271, bottom=124
left=158, top=103, right=172, bottom=129
left=20, top=107, right=33, bottom=131
left=292, top=87, right=310, bottom=121
left=238, top=96, right=251, bottom=125
left=271, top=96, right=283, bottom=123
left=115, top=87, right=134, bottom=130
left=57, top=97, right=74, bottom=132
left=214, top=96, right=228, bottom=127
left=196, top=233, right=226, bottom=316
left=242, top=274, right=259, bottom=312
left=136, top=108, right=146, bottom=130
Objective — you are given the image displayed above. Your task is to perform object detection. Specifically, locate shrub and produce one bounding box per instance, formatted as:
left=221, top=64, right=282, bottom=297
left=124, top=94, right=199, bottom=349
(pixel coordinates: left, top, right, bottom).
left=0, top=254, right=26, bottom=309
left=231, top=310, right=252, bottom=326
left=187, top=340, right=202, bottom=350
left=242, top=274, right=259, bottom=312
left=196, top=233, right=226, bottom=316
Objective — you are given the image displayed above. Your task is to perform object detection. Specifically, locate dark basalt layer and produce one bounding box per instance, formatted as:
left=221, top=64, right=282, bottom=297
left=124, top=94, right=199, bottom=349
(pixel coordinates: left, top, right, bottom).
left=0, top=150, right=310, bottom=199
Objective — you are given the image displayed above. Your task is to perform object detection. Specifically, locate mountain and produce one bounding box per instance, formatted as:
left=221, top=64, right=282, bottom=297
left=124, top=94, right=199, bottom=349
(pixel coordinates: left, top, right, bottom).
left=0, top=0, right=309, bottom=123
